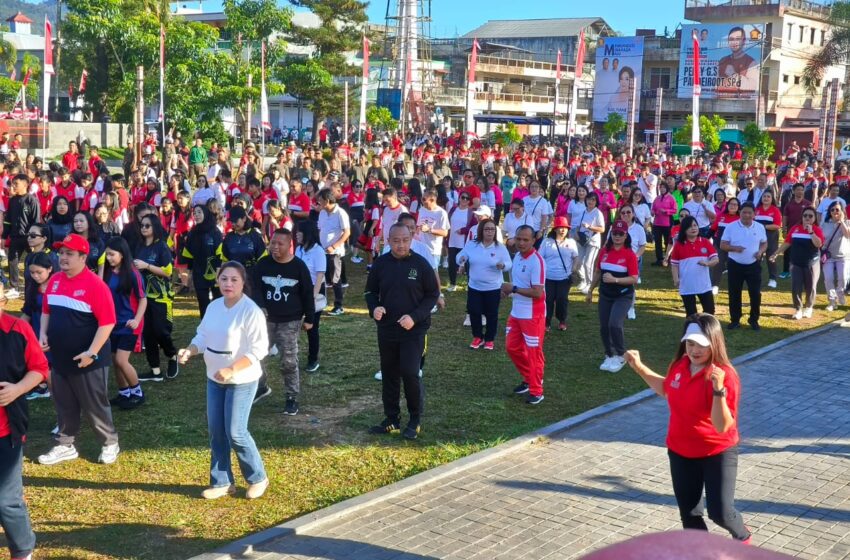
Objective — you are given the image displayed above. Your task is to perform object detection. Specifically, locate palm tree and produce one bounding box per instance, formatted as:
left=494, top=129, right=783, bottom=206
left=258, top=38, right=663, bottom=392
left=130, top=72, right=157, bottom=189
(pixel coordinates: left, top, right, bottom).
left=0, top=35, right=17, bottom=74
left=802, top=2, right=850, bottom=92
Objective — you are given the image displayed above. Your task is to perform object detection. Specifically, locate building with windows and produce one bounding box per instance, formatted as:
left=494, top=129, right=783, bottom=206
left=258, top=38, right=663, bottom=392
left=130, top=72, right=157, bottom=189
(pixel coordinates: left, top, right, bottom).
left=638, top=0, right=848, bottom=147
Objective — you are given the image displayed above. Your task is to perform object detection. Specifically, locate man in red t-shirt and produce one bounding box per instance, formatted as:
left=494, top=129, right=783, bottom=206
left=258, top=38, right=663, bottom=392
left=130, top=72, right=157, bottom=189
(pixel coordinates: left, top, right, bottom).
left=62, top=141, right=82, bottom=173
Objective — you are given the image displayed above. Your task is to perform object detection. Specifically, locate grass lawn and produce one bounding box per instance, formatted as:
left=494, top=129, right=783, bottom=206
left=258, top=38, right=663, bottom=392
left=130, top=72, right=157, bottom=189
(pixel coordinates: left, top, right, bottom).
left=5, top=252, right=843, bottom=559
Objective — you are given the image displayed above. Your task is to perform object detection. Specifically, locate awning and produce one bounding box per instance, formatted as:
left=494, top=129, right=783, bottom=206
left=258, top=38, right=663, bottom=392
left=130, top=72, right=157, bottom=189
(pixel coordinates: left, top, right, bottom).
left=473, top=114, right=555, bottom=125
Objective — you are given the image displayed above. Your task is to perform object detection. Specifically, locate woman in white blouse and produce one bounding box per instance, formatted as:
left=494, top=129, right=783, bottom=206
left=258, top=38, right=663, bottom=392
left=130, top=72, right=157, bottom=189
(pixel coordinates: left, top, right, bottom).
left=177, top=262, right=270, bottom=500
left=539, top=216, right=580, bottom=330
left=572, top=190, right=606, bottom=294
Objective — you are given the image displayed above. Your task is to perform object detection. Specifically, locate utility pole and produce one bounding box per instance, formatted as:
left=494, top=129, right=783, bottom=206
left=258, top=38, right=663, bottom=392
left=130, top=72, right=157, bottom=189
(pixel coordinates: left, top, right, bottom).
left=344, top=81, right=349, bottom=145
left=755, top=36, right=765, bottom=129
left=824, top=78, right=840, bottom=177
left=817, top=83, right=830, bottom=159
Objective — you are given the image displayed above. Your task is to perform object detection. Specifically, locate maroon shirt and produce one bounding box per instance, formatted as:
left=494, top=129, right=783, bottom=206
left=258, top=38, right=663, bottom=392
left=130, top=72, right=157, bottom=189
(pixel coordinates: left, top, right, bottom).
left=783, top=197, right=812, bottom=229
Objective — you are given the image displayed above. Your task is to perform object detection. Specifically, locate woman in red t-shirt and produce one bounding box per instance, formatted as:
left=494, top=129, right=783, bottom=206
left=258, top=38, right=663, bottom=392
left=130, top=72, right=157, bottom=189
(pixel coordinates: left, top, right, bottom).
left=710, top=198, right=740, bottom=291
left=754, top=191, right=782, bottom=287
left=624, top=314, right=751, bottom=544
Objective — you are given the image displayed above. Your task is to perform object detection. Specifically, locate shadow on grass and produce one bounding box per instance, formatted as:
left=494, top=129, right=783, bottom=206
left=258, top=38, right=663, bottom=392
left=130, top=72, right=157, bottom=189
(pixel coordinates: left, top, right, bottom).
left=496, top=476, right=850, bottom=522
left=31, top=521, right=226, bottom=559
left=24, top=475, right=204, bottom=498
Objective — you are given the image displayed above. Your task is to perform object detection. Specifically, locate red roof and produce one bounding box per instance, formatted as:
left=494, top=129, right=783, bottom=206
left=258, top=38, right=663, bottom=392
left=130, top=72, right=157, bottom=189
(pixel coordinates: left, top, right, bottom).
left=6, top=12, right=34, bottom=24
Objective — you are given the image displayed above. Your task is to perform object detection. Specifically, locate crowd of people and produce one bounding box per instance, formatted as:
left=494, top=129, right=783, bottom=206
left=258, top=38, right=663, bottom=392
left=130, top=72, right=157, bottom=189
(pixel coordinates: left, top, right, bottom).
left=0, top=129, right=843, bottom=559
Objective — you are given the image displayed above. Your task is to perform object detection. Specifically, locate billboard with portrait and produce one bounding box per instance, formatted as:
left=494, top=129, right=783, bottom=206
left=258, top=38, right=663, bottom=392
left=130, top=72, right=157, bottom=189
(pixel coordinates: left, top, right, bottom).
left=592, top=36, right=644, bottom=123
left=678, top=23, right=764, bottom=99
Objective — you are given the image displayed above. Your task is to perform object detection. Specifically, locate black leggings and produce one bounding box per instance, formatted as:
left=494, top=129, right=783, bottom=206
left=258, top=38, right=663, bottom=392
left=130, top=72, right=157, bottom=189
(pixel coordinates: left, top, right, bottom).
left=545, top=277, right=572, bottom=324
left=448, top=247, right=462, bottom=286
left=668, top=447, right=749, bottom=540
left=194, top=275, right=221, bottom=318
left=652, top=225, right=672, bottom=264
left=466, top=288, right=500, bottom=341
left=681, top=291, right=715, bottom=317
left=143, top=299, right=177, bottom=369
left=307, top=310, right=322, bottom=364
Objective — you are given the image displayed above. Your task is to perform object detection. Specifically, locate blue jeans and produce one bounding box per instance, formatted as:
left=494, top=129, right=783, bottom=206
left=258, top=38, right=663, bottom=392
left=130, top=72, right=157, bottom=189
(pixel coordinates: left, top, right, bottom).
left=0, top=437, right=35, bottom=557
left=206, top=379, right=266, bottom=488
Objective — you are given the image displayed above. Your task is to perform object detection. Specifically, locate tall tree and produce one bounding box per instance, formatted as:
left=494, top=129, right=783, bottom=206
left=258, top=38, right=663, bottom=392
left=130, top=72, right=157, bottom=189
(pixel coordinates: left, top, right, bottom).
left=802, top=2, right=850, bottom=91
left=286, top=0, right=369, bottom=134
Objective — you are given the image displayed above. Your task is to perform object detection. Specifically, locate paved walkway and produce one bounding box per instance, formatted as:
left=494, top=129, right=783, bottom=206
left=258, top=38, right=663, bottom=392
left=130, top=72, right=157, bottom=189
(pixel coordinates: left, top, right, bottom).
left=206, top=325, right=850, bottom=560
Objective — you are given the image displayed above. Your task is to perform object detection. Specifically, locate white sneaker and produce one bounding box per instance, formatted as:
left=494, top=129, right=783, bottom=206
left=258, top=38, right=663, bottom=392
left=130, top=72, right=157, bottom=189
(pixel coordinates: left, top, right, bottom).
left=268, top=344, right=279, bottom=357
left=374, top=371, right=382, bottom=381
left=98, top=443, right=120, bottom=464
left=793, top=309, right=803, bottom=320
left=463, top=314, right=471, bottom=326
left=712, top=286, right=719, bottom=296
left=350, top=255, right=363, bottom=264
left=580, top=285, right=590, bottom=295
left=446, top=284, right=457, bottom=292
left=768, top=279, right=777, bottom=289
left=827, top=303, right=835, bottom=312
left=608, top=356, right=626, bottom=372
left=5, top=288, right=19, bottom=299
left=803, top=307, right=813, bottom=319
left=38, top=444, right=79, bottom=465
left=599, top=357, right=614, bottom=371
left=627, top=307, right=636, bottom=320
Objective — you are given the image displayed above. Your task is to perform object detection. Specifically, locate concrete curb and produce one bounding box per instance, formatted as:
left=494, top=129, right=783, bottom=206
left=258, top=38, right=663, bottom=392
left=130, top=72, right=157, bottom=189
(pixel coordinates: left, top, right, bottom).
left=188, top=319, right=845, bottom=559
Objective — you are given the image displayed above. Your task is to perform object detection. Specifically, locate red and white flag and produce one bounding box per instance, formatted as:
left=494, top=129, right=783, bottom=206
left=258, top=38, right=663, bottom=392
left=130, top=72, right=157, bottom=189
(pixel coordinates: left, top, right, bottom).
left=575, top=30, right=586, bottom=79
left=556, top=49, right=561, bottom=84
left=260, top=40, right=271, bottom=131
left=79, top=69, right=89, bottom=93
left=22, top=68, right=31, bottom=86
left=468, top=38, right=480, bottom=84
left=692, top=29, right=701, bottom=97
left=362, top=36, right=371, bottom=78
left=9, top=67, right=16, bottom=82
left=44, top=19, right=55, bottom=75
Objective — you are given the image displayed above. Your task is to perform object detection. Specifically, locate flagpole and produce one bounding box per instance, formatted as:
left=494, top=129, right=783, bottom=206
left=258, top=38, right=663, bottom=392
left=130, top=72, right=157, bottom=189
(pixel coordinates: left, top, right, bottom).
left=465, top=38, right=479, bottom=140
left=691, top=30, right=701, bottom=156
left=160, top=24, right=166, bottom=147
left=43, top=17, right=55, bottom=161
left=358, top=35, right=369, bottom=148
left=553, top=49, right=560, bottom=142
left=568, top=31, right=585, bottom=150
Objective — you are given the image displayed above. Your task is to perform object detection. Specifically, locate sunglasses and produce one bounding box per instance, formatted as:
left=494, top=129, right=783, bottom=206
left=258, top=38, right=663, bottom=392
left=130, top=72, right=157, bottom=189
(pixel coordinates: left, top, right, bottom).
left=140, top=223, right=153, bottom=229
left=460, top=196, right=471, bottom=201
left=28, top=232, right=45, bottom=238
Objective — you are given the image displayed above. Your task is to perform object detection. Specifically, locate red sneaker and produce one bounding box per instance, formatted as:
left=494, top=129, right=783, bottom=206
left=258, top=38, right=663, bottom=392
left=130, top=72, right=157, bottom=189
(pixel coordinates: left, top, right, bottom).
left=469, top=337, right=484, bottom=349
left=483, top=341, right=494, bottom=351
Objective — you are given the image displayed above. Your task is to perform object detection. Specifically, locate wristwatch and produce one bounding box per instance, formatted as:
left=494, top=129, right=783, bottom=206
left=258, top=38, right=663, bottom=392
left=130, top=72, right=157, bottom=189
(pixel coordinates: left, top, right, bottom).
left=88, top=350, right=99, bottom=361
left=511, top=285, right=519, bottom=294
left=713, top=387, right=727, bottom=397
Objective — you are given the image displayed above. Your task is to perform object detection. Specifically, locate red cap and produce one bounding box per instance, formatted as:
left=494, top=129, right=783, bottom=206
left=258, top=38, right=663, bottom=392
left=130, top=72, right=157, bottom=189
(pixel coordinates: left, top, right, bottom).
left=552, top=216, right=570, bottom=229
left=53, top=233, right=90, bottom=254
left=611, top=220, right=629, bottom=235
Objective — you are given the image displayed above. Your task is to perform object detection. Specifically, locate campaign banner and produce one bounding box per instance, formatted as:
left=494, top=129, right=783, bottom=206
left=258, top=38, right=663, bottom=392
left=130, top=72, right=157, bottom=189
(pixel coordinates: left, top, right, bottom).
left=592, top=36, right=644, bottom=123
left=678, top=23, right=764, bottom=99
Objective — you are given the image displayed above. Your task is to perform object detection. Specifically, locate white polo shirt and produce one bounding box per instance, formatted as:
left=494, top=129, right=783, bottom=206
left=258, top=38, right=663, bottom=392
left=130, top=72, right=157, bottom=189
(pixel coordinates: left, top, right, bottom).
left=683, top=199, right=714, bottom=229
left=721, top=219, right=767, bottom=265
left=521, top=195, right=554, bottom=232
left=318, top=205, right=350, bottom=257
left=503, top=210, right=532, bottom=240
left=510, top=249, right=546, bottom=320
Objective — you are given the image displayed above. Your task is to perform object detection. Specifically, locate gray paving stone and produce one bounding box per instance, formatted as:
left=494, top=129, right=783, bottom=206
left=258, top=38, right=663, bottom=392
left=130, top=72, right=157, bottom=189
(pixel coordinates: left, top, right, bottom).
left=216, top=326, right=850, bottom=560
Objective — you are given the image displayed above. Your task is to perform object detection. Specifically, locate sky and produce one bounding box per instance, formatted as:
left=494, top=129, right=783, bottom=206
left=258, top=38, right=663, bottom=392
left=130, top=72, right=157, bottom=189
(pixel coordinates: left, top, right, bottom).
left=145, top=0, right=687, bottom=38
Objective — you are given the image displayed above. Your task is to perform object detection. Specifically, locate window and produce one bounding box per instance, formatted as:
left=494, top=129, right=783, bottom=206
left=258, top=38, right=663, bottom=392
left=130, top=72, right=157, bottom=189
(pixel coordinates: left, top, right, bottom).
left=648, top=67, right=671, bottom=90
left=822, top=30, right=827, bottom=46
left=794, top=75, right=801, bottom=85
left=811, top=28, right=816, bottom=45
left=787, top=23, right=793, bottom=40
left=783, top=74, right=789, bottom=83
left=799, top=25, right=805, bottom=43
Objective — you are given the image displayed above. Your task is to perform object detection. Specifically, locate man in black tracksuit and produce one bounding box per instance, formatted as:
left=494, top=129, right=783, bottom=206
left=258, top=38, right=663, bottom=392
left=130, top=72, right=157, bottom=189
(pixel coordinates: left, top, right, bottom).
left=2, top=174, right=41, bottom=292
left=365, top=223, right=439, bottom=440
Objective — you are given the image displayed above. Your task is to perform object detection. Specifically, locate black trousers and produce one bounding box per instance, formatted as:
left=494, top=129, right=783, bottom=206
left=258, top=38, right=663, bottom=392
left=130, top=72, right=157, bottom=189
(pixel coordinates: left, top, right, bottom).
left=652, top=225, right=672, bottom=264
left=0, top=436, right=35, bottom=557
left=378, top=330, right=426, bottom=423
left=307, top=310, right=322, bottom=364
left=6, top=237, right=28, bottom=290
left=668, top=447, right=749, bottom=540
left=545, top=277, right=572, bottom=324
left=681, top=291, right=715, bottom=317
left=143, top=299, right=177, bottom=369
left=447, top=247, right=462, bottom=285
left=194, top=275, right=221, bottom=318
left=467, top=288, right=500, bottom=341
left=727, top=260, right=761, bottom=325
